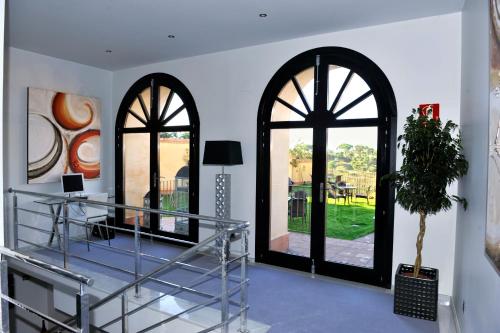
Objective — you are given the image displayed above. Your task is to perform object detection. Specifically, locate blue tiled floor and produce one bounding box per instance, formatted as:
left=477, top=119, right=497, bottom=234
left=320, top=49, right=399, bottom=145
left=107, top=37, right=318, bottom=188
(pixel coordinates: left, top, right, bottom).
left=35, top=234, right=439, bottom=333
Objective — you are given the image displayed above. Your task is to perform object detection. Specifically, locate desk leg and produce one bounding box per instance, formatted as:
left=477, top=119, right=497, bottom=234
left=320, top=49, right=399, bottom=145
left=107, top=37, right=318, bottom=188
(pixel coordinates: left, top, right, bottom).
left=47, top=206, right=55, bottom=246
left=47, top=204, right=63, bottom=250
left=55, top=204, right=63, bottom=249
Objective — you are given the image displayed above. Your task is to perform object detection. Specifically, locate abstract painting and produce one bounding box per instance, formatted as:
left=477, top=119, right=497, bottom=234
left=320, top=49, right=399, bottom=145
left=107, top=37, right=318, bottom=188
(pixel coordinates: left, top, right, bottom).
left=487, top=0, right=500, bottom=272
left=27, top=88, right=101, bottom=184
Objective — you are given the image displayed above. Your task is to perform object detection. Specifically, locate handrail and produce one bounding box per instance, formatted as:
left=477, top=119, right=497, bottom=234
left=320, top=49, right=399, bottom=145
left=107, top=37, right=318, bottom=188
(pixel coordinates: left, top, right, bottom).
left=16, top=206, right=199, bottom=246
left=16, top=221, right=242, bottom=283
left=90, top=228, right=230, bottom=311
left=0, top=293, right=80, bottom=333
left=137, top=281, right=246, bottom=333
left=0, top=246, right=93, bottom=286
left=8, top=187, right=244, bottom=225
left=99, top=253, right=248, bottom=329
left=10, top=188, right=250, bottom=333
left=59, top=227, right=241, bottom=329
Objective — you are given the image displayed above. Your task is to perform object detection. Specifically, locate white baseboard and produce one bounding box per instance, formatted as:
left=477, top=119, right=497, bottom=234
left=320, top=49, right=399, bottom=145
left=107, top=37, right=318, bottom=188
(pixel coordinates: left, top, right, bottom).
left=450, top=297, right=462, bottom=333
left=439, top=293, right=452, bottom=306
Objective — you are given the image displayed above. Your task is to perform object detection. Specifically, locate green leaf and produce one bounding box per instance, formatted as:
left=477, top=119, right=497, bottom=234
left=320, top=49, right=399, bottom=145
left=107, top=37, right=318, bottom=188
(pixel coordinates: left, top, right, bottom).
left=383, top=109, right=469, bottom=216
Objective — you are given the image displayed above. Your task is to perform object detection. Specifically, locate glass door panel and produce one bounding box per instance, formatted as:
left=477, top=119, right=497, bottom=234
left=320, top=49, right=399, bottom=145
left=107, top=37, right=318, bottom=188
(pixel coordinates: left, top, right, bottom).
left=258, top=50, right=395, bottom=287
left=276, top=67, right=314, bottom=115
left=269, top=128, right=313, bottom=257
left=324, top=127, right=377, bottom=268
left=295, top=67, right=314, bottom=111
left=332, top=74, right=370, bottom=114
left=130, top=87, right=151, bottom=121
left=158, top=89, right=185, bottom=125
left=123, top=133, right=150, bottom=228
left=117, top=75, right=199, bottom=244
left=158, top=131, right=190, bottom=235
left=164, top=109, right=190, bottom=127
left=327, top=65, right=351, bottom=109
left=125, top=112, right=147, bottom=128
left=272, top=66, right=314, bottom=122
left=336, top=95, right=377, bottom=120
left=158, top=86, right=172, bottom=121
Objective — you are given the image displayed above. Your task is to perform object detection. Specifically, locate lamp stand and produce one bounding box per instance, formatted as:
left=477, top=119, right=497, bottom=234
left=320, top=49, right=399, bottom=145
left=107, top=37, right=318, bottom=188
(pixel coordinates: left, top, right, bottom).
left=215, top=166, right=231, bottom=261
left=215, top=167, right=231, bottom=219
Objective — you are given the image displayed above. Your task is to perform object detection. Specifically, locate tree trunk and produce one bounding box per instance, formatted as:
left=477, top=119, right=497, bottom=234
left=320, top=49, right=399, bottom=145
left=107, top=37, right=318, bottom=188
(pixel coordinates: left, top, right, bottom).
left=414, top=211, right=427, bottom=278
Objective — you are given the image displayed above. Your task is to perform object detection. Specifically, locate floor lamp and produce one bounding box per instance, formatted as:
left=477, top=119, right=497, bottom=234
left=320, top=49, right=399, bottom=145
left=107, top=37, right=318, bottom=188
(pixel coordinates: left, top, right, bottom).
left=203, top=141, right=243, bottom=258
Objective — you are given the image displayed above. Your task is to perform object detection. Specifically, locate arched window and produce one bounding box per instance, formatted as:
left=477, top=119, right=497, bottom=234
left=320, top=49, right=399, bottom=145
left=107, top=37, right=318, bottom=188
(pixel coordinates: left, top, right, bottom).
left=256, top=47, right=397, bottom=287
left=115, top=73, right=199, bottom=242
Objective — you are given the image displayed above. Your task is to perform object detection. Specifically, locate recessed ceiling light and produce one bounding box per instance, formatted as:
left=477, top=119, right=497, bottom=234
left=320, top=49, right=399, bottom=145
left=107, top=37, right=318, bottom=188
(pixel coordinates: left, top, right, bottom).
left=168, top=35, right=175, bottom=39
left=105, top=49, right=112, bottom=54
left=259, top=13, right=268, bottom=18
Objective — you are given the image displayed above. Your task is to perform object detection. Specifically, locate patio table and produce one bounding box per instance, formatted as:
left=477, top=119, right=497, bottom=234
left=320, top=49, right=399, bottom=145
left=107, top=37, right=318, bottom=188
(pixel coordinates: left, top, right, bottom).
left=338, top=185, right=357, bottom=204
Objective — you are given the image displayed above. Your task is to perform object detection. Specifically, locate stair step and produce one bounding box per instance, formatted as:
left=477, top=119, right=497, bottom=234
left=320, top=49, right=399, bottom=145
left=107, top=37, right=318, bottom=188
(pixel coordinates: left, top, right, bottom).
left=17, top=249, right=269, bottom=333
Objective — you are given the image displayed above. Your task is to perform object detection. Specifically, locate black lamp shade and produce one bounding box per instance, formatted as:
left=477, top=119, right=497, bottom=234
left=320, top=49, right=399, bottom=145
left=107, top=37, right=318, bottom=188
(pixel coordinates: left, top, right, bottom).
left=203, top=141, right=243, bottom=166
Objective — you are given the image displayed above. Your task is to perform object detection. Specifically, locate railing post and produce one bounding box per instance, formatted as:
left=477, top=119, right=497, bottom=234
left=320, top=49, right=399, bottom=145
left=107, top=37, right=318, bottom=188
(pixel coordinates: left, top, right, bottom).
left=220, top=232, right=229, bottom=333
left=76, top=283, right=90, bottom=333
left=63, top=202, right=69, bottom=269
left=13, top=194, right=18, bottom=250
left=134, top=210, right=141, bottom=297
left=1, top=260, right=10, bottom=333
left=238, top=229, right=249, bottom=333
left=121, top=292, right=128, bottom=333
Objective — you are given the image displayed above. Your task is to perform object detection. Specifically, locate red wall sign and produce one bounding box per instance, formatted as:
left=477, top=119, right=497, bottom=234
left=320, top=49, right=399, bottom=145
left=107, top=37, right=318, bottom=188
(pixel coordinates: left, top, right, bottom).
left=419, top=103, right=440, bottom=120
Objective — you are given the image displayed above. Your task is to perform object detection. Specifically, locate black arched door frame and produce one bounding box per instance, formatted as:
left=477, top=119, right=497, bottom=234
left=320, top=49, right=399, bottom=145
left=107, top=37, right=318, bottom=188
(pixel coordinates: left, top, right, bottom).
left=115, top=73, right=200, bottom=244
left=256, top=47, right=397, bottom=287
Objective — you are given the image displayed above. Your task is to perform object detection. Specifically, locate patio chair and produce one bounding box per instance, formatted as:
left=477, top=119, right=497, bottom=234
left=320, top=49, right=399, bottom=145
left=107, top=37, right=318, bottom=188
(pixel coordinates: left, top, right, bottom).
left=288, top=178, right=294, bottom=193
left=328, top=183, right=346, bottom=204
left=289, top=190, right=307, bottom=223
left=355, top=186, right=372, bottom=204
left=294, top=190, right=307, bottom=199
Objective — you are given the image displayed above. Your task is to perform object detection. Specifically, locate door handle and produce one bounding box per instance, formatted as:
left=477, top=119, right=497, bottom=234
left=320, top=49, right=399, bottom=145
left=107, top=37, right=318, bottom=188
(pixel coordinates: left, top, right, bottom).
left=319, top=182, right=324, bottom=203
left=153, top=172, right=158, bottom=188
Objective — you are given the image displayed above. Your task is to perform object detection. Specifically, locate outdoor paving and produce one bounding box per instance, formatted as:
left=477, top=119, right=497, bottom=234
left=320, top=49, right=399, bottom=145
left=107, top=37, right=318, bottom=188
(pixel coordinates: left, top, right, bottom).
left=287, top=232, right=374, bottom=268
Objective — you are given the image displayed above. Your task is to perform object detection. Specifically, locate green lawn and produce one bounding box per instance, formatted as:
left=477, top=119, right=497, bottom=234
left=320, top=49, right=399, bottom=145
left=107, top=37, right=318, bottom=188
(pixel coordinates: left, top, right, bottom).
left=161, top=196, right=174, bottom=210
left=288, top=198, right=375, bottom=240
left=160, top=193, right=189, bottom=212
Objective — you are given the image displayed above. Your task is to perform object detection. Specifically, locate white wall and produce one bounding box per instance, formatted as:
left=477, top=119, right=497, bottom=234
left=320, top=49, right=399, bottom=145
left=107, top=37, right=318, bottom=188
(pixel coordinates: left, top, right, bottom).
left=112, top=13, right=462, bottom=295
left=0, top=0, right=4, bottom=247
left=4, top=47, right=113, bottom=245
left=0, top=0, right=5, bottom=330
left=453, top=0, right=500, bottom=332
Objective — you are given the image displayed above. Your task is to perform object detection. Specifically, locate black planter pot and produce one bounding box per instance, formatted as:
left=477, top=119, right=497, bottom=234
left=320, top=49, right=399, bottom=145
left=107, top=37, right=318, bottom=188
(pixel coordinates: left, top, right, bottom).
left=394, top=264, right=439, bottom=321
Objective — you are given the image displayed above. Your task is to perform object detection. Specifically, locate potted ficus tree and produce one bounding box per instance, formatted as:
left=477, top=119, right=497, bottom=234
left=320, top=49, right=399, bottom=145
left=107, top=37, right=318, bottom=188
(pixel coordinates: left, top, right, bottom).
left=384, top=108, right=468, bottom=321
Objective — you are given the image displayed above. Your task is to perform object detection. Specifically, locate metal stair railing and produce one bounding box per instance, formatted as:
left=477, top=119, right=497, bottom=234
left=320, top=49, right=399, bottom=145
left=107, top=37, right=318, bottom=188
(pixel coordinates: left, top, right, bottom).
left=0, top=246, right=94, bottom=333
left=98, top=250, right=246, bottom=330
left=96, top=227, right=247, bottom=333
left=8, top=188, right=250, bottom=333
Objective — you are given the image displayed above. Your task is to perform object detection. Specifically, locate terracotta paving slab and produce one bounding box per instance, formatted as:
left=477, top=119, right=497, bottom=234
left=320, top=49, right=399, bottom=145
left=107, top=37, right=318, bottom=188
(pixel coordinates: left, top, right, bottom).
left=287, top=232, right=374, bottom=268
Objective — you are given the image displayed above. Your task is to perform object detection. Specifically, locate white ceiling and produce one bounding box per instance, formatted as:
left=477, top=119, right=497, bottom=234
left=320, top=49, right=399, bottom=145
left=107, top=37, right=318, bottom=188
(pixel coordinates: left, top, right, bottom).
left=7, top=0, right=464, bottom=71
